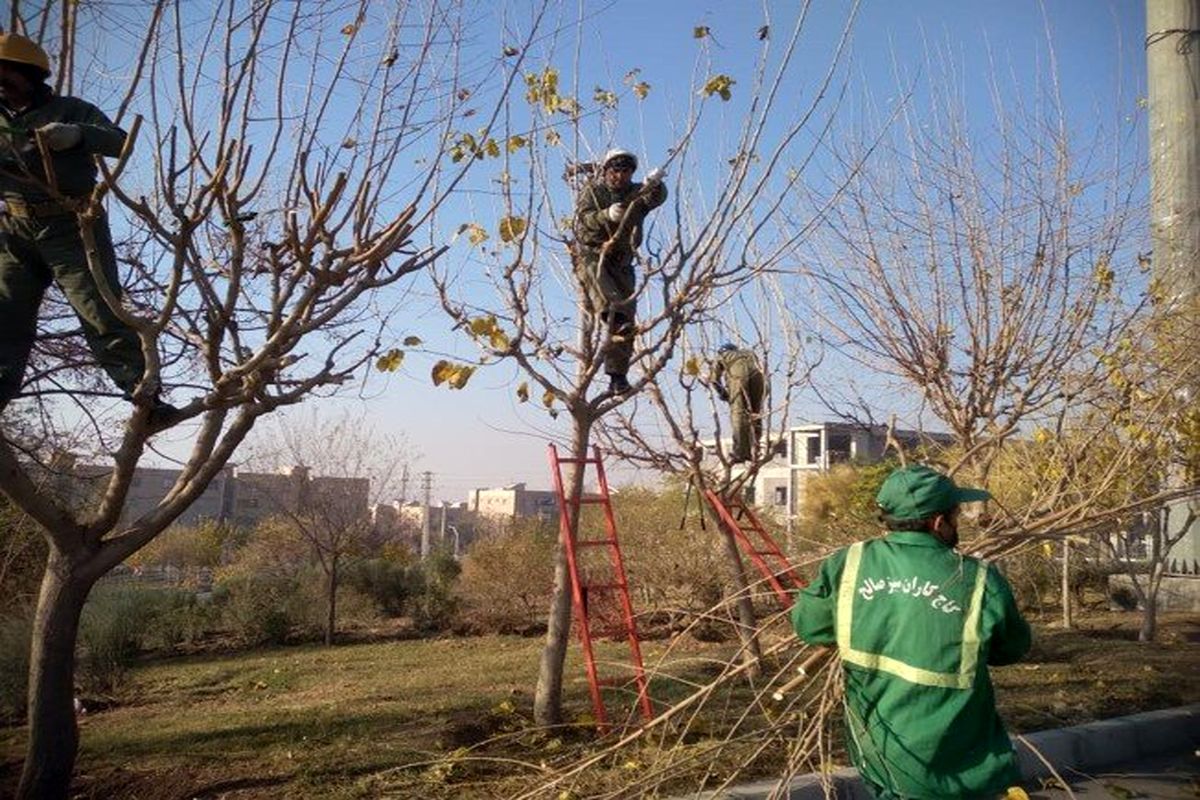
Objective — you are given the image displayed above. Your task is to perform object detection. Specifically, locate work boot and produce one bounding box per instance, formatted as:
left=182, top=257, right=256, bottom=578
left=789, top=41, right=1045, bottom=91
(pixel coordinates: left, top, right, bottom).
left=607, top=373, right=632, bottom=395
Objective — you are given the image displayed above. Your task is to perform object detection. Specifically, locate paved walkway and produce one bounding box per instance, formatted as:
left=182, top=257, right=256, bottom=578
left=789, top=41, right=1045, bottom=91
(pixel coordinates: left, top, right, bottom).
left=1019, top=750, right=1198, bottom=799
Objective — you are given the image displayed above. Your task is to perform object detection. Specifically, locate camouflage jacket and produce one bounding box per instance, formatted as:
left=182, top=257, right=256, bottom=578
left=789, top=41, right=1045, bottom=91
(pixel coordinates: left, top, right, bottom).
left=574, top=178, right=667, bottom=256
left=1, top=86, right=127, bottom=203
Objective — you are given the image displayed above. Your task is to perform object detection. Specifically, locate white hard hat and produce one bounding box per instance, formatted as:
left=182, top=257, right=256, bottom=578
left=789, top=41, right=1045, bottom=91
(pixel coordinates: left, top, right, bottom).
left=602, top=148, right=638, bottom=171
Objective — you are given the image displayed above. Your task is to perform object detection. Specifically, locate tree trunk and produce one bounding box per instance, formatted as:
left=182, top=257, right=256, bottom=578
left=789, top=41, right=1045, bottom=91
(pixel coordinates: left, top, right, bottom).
left=1061, top=540, right=1073, bottom=630
left=707, top=492, right=762, bottom=673
left=18, top=549, right=93, bottom=800
left=1139, top=589, right=1158, bottom=642
left=534, top=416, right=590, bottom=726
left=325, top=555, right=339, bottom=647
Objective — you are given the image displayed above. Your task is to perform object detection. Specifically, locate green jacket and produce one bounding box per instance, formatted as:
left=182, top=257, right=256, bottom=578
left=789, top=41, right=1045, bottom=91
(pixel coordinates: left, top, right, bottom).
left=713, top=348, right=762, bottom=395
left=793, top=532, right=1031, bottom=800
left=574, top=178, right=667, bottom=256
left=1, top=86, right=127, bottom=202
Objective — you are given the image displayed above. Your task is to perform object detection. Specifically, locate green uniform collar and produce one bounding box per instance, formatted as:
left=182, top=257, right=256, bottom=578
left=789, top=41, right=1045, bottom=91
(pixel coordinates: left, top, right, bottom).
left=883, top=530, right=952, bottom=549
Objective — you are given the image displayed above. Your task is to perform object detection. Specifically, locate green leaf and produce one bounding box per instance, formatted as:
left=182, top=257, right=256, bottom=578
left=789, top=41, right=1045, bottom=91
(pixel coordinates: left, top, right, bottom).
left=701, top=74, right=735, bottom=101
left=632, top=81, right=651, bottom=99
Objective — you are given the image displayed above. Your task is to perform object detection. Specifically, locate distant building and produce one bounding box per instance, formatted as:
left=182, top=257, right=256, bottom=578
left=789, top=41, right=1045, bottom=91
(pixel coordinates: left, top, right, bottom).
left=718, top=421, right=956, bottom=526
left=467, top=482, right=558, bottom=530
left=57, top=459, right=370, bottom=530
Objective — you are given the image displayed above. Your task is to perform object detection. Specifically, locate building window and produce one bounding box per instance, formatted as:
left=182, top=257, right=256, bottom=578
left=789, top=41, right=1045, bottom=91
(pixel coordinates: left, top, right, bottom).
left=774, top=486, right=787, bottom=506
left=828, top=433, right=852, bottom=465
left=805, top=435, right=822, bottom=466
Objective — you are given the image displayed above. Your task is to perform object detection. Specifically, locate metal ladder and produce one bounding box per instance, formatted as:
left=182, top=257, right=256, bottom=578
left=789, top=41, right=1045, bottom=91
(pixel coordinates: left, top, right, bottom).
left=548, top=443, right=653, bottom=730
left=703, top=488, right=806, bottom=608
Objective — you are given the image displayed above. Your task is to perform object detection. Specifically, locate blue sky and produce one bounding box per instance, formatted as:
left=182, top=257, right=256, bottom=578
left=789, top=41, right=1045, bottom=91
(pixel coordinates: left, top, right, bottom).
left=141, top=0, right=1147, bottom=503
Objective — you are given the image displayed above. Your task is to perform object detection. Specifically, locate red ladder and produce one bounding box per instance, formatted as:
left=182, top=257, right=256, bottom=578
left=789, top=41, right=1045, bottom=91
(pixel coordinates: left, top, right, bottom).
left=548, top=443, right=653, bottom=730
left=703, top=488, right=806, bottom=609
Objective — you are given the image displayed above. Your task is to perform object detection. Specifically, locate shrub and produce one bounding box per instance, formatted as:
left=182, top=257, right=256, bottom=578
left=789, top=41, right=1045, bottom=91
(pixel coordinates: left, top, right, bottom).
left=410, top=550, right=461, bottom=633
left=0, top=610, right=33, bottom=723
left=456, top=522, right=556, bottom=634
left=77, top=585, right=171, bottom=692
left=344, top=556, right=419, bottom=617
left=218, top=574, right=306, bottom=645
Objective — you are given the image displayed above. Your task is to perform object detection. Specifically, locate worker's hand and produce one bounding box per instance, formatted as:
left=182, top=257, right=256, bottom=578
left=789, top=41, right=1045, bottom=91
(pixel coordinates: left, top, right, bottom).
left=37, top=123, right=82, bottom=151
left=606, top=203, right=626, bottom=222
left=645, top=166, right=666, bottom=184
left=716, top=387, right=730, bottom=402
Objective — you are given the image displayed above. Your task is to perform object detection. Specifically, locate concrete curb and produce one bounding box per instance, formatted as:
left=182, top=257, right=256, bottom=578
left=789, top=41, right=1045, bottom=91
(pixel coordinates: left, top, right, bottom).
left=684, top=704, right=1200, bottom=799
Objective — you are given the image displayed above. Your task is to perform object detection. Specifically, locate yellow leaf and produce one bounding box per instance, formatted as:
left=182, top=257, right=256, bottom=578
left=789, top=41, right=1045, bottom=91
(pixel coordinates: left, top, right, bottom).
left=694, top=26, right=710, bottom=38
left=402, top=335, right=422, bottom=347
left=632, top=81, right=650, bottom=99
left=498, top=216, right=527, bottom=243
left=376, top=349, right=405, bottom=372
left=701, top=74, right=735, bottom=101
left=545, top=130, right=561, bottom=145
left=484, top=138, right=501, bottom=158
left=341, top=137, right=357, bottom=149
left=341, top=22, right=358, bottom=35
left=684, top=356, right=700, bottom=376
left=431, top=360, right=455, bottom=386
left=593, top=87, right=618, bottom=108
left=457, top=222, right=488, bottom=245
left=517, top=382, right=529, bottom=403
left=506, top=135, right=527, bottom=153
left=1005, top=789, right=1030, bottom=800
left=542, top=389, right=556, bottom=409
left=448, top=364, right=474, bottom=389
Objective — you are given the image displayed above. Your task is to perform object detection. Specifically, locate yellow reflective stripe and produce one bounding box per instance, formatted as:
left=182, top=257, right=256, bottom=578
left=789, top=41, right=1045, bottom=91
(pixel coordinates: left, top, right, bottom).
left=835, top=542, right=862, bottom=650
left=836, top=541, right=989, bottom=690
left=958, top=560, right=989, bottom=683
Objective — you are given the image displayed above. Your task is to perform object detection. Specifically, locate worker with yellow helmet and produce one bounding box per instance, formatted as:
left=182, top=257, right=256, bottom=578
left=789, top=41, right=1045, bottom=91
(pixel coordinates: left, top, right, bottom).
left=0, top=33, right=178, bottom=426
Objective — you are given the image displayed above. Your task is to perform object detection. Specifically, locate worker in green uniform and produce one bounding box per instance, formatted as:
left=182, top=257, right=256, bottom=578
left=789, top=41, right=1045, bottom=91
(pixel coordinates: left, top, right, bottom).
left=712, top=343, right=764, bottom=463
left=573, top=148, right=667, bottom=396
left=793, top=465, right=1031, bottom=800
left=0, top=33, right=177, bottom=425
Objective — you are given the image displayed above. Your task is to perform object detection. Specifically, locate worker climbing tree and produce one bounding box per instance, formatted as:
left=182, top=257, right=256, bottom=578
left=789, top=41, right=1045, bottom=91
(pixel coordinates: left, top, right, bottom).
left=0, top=33, right=179, bottom=426
left=572, top=148, right=667, bottom=396
left=711, top=342, right=765, bottom=463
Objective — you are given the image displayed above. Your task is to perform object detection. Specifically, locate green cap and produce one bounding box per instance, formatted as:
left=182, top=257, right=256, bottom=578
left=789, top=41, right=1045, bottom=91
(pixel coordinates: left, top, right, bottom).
left=875, top=465, right=991, bottom=521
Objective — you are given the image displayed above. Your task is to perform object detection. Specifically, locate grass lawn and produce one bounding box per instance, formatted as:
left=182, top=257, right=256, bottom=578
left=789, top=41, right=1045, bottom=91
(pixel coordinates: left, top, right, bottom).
left=2, top=612, right=1197, bottom=799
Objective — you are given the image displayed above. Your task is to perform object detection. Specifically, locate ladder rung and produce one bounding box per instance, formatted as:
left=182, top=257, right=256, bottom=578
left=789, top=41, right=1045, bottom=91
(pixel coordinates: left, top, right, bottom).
left=556, top=456, right=601, bottom=465
left=576, top=495, right=607, bottom=504
left=577, top=538, right=612, bottom=547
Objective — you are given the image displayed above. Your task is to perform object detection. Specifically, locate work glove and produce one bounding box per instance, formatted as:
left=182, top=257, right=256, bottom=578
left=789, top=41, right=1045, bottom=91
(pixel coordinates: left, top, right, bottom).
left=37, top=123, right=82, bottom=151
left=645, top=166, right=666, bottom=184
left=606, top=203, right=626, bottom=223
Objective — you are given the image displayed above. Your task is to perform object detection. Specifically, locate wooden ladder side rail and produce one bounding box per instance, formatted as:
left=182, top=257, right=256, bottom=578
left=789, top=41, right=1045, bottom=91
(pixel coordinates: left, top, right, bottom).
left=547, top=443, right=609, bottom=729
left=726, top=498, right=806, bottom=592
left=592, top=446, right=654, bottom=723
left=703, top=488, right=793, bottom=609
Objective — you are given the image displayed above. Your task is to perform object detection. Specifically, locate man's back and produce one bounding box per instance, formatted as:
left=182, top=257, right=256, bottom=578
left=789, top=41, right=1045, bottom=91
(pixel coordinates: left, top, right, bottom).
left=793, top=532, right=1031, bottom=799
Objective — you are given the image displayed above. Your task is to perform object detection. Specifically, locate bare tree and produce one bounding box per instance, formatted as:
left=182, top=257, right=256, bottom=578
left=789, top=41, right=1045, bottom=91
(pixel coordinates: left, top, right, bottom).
left=804, top=39, right=1147, bottom=485
left=430, top=5, right=860, bottom=725
left=247, top=410, right=412, bottom=645
left=0, top=2, right=543, bottom=796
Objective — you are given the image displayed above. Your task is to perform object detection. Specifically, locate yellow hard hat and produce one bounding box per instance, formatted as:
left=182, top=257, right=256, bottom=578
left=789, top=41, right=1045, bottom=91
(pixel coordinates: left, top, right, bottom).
left=0, top=34, right=52, bottom=76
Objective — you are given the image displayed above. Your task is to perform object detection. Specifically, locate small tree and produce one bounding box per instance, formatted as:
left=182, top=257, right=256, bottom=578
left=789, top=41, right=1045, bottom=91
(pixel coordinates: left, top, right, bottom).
left=430, top=6, right=860, bottom=724
left=245, top=411, right=412, bottom=645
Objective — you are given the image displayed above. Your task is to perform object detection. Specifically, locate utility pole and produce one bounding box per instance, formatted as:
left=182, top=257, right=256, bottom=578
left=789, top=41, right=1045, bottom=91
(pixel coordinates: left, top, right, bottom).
left=420, top=470, right=433, bottom=560
left=400, top=465, right=410, bottom=503
left=1146, top=0, right=1200, bottom=565
left=1148, top=1, right=1200, bottom=302
left=439, top=502, right=447, bottom=550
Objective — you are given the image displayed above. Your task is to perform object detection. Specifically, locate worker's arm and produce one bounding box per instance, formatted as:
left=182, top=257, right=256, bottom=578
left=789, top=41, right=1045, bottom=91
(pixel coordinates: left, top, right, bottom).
left=791, top=547, right=847, bottom=646
left=65, top=99, right=127, bottom=158
left=574, top=184, right=613, bottom=246
left=985, top=564, right=1032, bottom=666
left=643, top=177, right=667, bottom=210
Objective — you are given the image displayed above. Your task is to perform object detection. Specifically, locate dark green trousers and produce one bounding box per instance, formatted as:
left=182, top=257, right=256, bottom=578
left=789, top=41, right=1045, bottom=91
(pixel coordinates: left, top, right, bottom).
left=727, top=371, right=764, bottom=461
left=0, top=212, right=145, bottom=407
left=576, top=249, right=636, bottom=376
